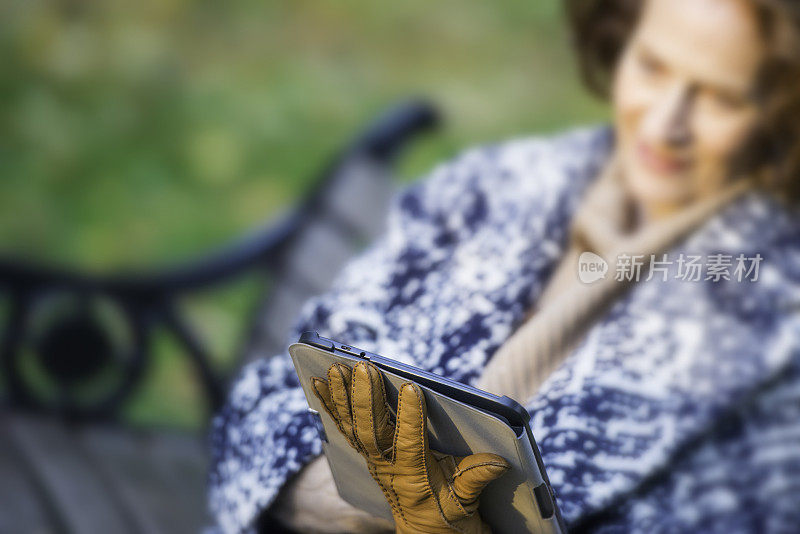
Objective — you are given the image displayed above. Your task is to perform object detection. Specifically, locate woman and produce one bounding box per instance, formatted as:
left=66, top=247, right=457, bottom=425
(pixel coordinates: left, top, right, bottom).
left=209, top=0, right=800, bottom=532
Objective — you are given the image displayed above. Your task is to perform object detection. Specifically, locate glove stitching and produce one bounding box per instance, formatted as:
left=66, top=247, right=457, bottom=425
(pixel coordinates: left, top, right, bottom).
left=311, top=377, right=355, bottom=450
left=451, top=462, right=507, bottom=506
left=451, top=461, right=509, bottom=481
left=310, top=378, right=334, bottom=416
left=374, top=365, right=394, bottom=460
left=326, top=365, right=348, bottom=422
left=311, top=378, right=341, bottom=428
left=388, top=472, right=407, bottom=526
left=364, top=363, right=385, bottom=459
left=444, top=477, right=469, bottom=518
left=385, top=400, right=397, bottom=422
left=325, top=366, right=363, bottom=454
left=390, top=390, right=403, bottom=464
left=436, top=452, right=469, bottom=517
left=369, top=463, right=402, bottom=520
left=408, top=383, right=468, bottom=534
left=371, top=369, right=405, bottom=522
left=351, top=363, right=378, bottom=459
left=334, top=364, right=370, bottom=456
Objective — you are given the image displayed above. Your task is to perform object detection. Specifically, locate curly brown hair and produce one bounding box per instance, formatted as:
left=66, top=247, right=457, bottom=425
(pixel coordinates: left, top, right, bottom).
left=565, top=0, right=800, bottom=205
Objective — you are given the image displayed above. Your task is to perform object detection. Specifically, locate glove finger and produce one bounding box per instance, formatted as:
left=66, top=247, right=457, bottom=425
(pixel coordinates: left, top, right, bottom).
left=451, top=453, right=511, bottom=505
left=310, top=377, right=337, bottom=423
left=351, top=362, right=394, bottom=460
left=327, top=363, right=358, bottom=445
left=393, top=382, right=429, bottom=468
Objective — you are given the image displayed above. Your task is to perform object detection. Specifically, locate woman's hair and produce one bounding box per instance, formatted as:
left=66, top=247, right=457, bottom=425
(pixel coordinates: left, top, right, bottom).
left=565, top=0, right=800, bottom=205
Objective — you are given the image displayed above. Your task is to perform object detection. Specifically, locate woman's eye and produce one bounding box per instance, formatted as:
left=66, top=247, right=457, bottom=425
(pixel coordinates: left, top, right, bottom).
left=709, top=89, right=747, bottom=110
left=637, top=50, right=665, bottom=77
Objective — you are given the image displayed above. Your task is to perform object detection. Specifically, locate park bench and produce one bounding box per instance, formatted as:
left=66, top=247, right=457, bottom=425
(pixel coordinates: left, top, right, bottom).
left=0, top=100, right=439, bottom=533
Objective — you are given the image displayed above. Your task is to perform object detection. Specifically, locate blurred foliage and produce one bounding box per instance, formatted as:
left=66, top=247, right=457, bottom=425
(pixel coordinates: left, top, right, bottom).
left=0, top=0, right=608, bottom=428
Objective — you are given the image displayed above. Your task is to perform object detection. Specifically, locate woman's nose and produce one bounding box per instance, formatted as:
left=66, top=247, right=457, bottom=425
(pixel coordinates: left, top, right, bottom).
left=641, top=82, right=693, bottom=148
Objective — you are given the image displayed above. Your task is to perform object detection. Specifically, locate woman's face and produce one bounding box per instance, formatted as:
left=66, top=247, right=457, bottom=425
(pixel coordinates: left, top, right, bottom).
left=613, top=0, right=766, bottom=221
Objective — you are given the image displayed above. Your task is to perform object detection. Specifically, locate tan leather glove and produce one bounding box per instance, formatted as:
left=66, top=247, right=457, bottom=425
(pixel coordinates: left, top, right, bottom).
left=311, top=361, right=510, bottom=534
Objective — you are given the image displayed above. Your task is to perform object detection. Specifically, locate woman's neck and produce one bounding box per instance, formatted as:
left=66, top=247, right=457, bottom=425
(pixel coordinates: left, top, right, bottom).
left=636, top=200, right=682, bottom=225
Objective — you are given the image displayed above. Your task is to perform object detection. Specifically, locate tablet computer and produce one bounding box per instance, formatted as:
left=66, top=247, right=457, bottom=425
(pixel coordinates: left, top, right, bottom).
left=289, top=330, right=566, bottom=534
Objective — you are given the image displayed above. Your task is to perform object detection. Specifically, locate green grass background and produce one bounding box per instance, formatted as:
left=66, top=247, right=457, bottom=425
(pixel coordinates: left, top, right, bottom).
left=0, top=0, right=608, bottom=428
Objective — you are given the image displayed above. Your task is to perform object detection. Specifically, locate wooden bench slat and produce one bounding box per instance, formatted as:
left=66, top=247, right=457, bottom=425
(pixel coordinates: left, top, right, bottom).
left=78, top=427, right=209, bottom=534
left=6, top=415, right=135, bottom=534
left=147, top=432, right=211, bottom=528
left=0, top=417, right=59, bottom=534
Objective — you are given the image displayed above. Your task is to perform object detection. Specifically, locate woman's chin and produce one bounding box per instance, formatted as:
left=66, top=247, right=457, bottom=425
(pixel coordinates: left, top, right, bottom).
left=625, top=172, right=694, bottom=215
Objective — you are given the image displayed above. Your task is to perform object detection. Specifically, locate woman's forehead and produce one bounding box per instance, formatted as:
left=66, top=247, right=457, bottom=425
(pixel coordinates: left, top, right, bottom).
left=636, top=0, right=766, bottom=93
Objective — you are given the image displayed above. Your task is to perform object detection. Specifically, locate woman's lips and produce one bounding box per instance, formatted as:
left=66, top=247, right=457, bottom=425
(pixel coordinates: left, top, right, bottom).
left=636, top=140, right=691, bottom=175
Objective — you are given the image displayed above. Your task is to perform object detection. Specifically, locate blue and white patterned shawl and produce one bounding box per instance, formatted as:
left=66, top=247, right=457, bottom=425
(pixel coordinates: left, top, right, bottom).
left=208, top=125, right=800, bottom=533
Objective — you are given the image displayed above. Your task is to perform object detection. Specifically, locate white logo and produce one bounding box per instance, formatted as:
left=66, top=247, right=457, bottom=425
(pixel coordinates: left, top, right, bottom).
left=578, top=251, right=608, bottom=284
